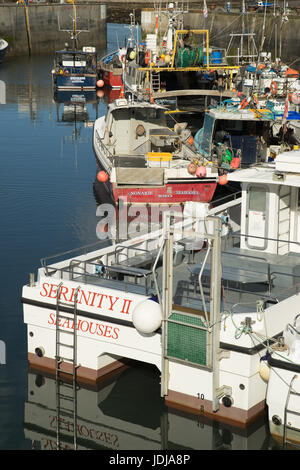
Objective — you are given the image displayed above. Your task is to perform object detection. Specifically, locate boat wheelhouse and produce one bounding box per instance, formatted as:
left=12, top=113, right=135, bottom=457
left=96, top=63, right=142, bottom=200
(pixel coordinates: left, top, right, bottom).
left=52, top=47, right=98, bottom=91
left=93, top=98, right=218, bottom=205
left=194, top=106, right=300, bottom=175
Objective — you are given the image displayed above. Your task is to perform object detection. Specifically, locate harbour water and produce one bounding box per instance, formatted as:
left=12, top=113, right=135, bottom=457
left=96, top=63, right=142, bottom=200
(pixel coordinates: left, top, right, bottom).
left=0, top=23, right=285, bottom=452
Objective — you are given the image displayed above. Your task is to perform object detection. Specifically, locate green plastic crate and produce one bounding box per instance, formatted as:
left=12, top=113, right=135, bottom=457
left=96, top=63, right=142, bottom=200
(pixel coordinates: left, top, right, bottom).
left=167, top=312, right=207, bottom=366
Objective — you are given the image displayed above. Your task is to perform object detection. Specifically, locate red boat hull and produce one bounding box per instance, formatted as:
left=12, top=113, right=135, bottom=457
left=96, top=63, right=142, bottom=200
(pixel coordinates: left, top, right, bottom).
left=101, top=69, right=123, bottom=89
left=112, top=181, right=217, bottom=204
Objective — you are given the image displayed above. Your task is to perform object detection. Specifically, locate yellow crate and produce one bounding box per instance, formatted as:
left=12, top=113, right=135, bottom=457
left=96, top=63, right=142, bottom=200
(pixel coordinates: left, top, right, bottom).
left=147, top=152, right=173, bottom=162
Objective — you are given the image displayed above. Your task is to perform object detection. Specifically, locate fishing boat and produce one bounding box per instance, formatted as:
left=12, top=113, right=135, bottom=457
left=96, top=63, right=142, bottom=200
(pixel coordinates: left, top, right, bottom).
left=123, top=4, right=238, bottom=106
left=92, top=97, right=219, bottom=205
left=51, top=8, right=98, bottom=91
left=193, top=101, right=300, bottom=180
left=51, top=47, right=98, bottom=91
left=98, top=13, right=138, bottom=91
left=98, top=50, right=123, bottom=90
left=21, top=143, right=300, bottom=430
left=0, top=38, right=8, bottom=63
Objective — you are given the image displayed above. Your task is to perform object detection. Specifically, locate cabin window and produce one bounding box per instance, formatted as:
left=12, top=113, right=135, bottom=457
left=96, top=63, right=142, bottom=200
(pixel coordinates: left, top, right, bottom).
left=201, top=113, right=215, bottom=155
left=134, top=108, right=165, bottom=125
left=248, top=186, right=266, bottom=212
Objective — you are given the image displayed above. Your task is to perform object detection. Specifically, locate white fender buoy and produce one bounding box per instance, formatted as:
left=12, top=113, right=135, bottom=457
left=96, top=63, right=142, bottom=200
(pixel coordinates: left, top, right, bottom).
left=259, top=359, right=270, bottom=382
left=132, top=299, right=162, bottom=334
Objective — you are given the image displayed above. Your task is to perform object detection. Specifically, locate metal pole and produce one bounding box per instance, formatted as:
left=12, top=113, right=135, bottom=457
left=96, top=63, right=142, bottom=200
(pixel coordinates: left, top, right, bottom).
left=208, top=216, right=222, bottom=413
left=160, top=212, right=173, bottom=397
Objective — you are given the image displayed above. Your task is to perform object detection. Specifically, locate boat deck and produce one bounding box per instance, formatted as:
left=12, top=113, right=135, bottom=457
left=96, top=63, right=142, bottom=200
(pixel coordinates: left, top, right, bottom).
left=43, top=232, right=300, bottom=317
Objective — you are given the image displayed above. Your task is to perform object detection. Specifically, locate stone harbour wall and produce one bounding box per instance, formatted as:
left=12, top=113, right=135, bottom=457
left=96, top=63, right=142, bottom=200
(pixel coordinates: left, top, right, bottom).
left=0, top=3, right=107, bottom=56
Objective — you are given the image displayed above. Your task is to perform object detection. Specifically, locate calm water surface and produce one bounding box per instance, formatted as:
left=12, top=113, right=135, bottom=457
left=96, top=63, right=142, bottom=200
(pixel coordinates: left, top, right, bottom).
left=0, top=24, right=283, bottom=452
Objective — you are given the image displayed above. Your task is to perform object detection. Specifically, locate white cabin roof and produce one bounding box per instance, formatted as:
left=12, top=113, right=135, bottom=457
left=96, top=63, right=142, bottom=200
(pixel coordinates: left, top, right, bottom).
left=227, top=150, right=300, bottom=187
left=108, top=98, right=165, bottom=113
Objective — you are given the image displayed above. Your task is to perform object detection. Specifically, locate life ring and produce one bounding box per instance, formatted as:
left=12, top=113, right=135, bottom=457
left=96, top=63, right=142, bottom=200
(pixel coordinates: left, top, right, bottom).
left=270, top=81, right=277, bottom=96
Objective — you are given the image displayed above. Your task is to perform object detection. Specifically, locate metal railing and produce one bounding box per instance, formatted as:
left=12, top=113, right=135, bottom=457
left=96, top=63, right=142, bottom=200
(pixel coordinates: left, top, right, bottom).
left=40, top=239, right=111, bottom=275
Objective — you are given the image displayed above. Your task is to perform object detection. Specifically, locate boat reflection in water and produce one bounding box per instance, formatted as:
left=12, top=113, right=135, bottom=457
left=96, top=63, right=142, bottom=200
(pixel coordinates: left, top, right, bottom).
left=24, top=365, right=278, bottom=451
left=53, top=89, right=101, bottom=166
left=53, top=89, right=100, bottom=124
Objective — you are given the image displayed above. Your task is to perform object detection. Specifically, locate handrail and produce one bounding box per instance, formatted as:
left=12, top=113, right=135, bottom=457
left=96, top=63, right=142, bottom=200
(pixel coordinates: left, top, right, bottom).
left=47, top=262, right=153, bottom=295
left=115, top=244, right=153, bottom=264
left=152, top=238, right=165, bottom=306
left=209, top=191, right=242, bottom=209
left=198, top=239, right=211, bottom=326
left=94, top=129, right=114, bottom=170
left=41, top=239, right=109, bottom=272
left=236, top=233, right=300, bottom=249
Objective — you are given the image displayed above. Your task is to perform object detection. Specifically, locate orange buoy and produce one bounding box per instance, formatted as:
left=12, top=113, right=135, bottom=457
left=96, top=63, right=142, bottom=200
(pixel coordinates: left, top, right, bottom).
left=97, top=171, right=109, bottom=183
left=219, top=174, right=228, bottom=185
left=196, top=166, right=207, bottom=178
left=97, top=79, right=104, bottom=88
left=97, top=89, right=104, bottom=98
left=230, top=157, right=241, bottom=169
left=120, top=85, right=125, bottom=98
left=187, top=136, right=194, bottom=146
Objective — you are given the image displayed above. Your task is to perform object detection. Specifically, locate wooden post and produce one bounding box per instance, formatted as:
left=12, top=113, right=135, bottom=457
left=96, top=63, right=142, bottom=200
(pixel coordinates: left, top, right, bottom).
left=18, top=1, right=32, bottom=56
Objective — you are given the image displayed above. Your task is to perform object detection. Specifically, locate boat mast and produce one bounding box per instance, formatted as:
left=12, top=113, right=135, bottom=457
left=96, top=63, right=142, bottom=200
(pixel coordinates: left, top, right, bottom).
left=57, top=0, right=89, bottom=51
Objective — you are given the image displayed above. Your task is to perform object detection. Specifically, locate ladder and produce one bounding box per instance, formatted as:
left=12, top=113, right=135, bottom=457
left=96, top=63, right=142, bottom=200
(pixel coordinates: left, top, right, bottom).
left=160, top=215, right=227, bottom=413
left=283, top=374, right=300, bottom=449
left=55, top=282, right=81, bottom=450
left=151, top=71, right=160, bottom=92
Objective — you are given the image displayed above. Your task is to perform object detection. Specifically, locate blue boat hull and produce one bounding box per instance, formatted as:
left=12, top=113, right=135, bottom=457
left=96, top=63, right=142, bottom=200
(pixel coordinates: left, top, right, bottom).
left=54, top=74, right=97, bottom=90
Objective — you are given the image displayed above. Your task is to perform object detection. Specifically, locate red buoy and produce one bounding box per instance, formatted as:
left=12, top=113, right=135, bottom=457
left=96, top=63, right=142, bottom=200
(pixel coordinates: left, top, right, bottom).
left=230, top=157, right=241, bottom=169
left=219, top=174, right=228, bottom=185
left=195, top=166, right=207, bottom=178
left=97, top=171, right=109, bottom=183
